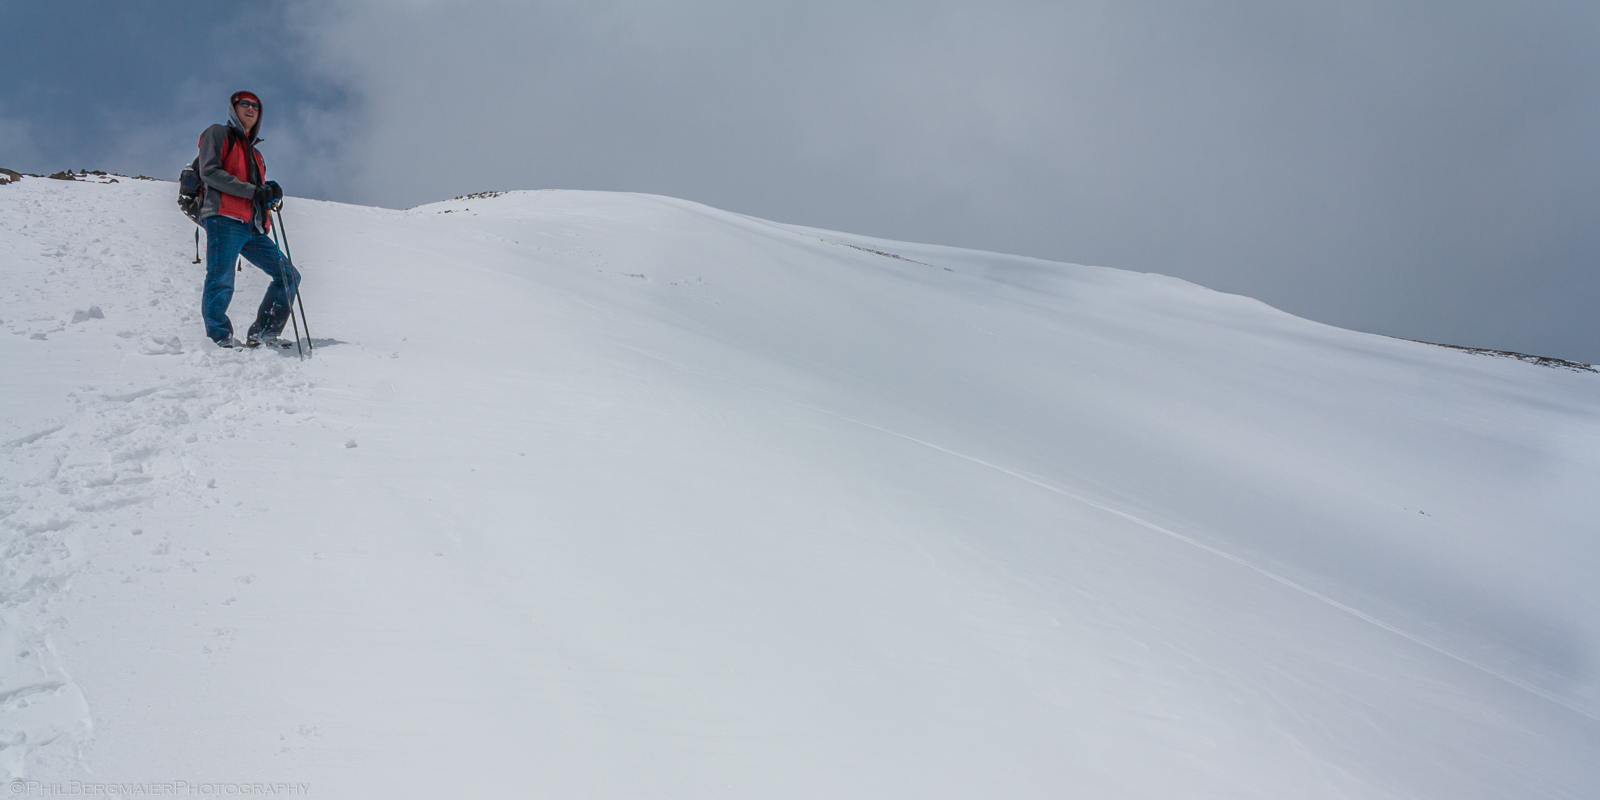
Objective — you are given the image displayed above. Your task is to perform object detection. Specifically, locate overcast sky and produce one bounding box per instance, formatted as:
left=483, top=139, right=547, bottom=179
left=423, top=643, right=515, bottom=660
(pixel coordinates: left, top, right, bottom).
left=5, top=1, right=1597, bottom=364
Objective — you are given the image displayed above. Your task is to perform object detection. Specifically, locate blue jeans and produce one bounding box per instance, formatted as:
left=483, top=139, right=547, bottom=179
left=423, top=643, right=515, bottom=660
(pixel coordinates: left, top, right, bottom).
left=201, top=215, right=300, bottom=343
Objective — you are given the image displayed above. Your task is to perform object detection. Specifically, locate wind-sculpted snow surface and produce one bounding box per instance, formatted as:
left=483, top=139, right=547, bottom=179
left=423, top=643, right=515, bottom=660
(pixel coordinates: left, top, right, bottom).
left=1, top=177, right=1597, bottom=797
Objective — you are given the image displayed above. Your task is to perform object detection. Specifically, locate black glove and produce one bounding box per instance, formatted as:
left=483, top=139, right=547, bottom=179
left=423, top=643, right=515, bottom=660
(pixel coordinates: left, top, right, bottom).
left=254, top=181, right=283, bottom=211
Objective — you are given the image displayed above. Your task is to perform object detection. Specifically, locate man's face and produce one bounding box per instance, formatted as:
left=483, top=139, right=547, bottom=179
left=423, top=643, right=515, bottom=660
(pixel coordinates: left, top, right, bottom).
left=234, top=98, right=260, bottom=129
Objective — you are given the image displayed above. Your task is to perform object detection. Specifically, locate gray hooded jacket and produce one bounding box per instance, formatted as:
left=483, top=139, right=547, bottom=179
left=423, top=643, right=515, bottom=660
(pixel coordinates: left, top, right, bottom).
left=196, top=94, right=269, bottom=233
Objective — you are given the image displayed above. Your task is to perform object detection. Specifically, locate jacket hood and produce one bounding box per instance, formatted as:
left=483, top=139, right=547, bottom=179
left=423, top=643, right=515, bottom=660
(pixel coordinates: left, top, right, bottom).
left=227, top=90, right=263, bottom=142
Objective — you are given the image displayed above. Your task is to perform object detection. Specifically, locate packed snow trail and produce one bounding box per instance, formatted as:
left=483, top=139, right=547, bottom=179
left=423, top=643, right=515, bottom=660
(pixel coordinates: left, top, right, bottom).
left=2, top=176, right=1597, bottom=798
left=0, top=175, right=328, bottom=778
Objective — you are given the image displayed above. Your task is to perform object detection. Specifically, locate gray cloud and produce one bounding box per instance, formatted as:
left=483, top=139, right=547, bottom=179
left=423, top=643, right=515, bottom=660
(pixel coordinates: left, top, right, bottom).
left=0, top=2, right=355, bottom=198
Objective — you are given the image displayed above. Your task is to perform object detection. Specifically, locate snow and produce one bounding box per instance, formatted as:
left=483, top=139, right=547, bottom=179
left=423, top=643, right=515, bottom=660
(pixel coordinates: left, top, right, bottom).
left=2, top=176, right=1597, bottom=798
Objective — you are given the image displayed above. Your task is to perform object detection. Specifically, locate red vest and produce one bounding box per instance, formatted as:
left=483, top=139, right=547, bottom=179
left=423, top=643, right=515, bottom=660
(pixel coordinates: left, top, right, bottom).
left=203, top=131, right=270, bottom=232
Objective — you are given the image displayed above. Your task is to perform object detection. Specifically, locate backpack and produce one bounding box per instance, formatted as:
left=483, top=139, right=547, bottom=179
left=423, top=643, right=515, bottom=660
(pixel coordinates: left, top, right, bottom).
left=178, top=129, right=243, bottom=223
left=180, top=130, right=261, bottom=226
left=177, top=156, right=204, bottom=224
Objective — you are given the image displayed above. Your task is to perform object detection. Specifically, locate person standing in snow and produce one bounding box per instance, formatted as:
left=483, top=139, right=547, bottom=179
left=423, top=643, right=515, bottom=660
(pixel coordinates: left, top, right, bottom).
left=195, top=90, right=298, bottom=349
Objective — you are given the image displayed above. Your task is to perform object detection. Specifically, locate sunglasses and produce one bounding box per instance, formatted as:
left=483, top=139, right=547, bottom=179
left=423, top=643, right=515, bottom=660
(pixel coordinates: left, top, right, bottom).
left=235, top=99, right=261, bottom=111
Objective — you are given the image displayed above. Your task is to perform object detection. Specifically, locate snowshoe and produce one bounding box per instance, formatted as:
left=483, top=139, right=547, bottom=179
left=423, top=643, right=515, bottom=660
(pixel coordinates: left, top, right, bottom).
left=246, top=333, right=296, bottom=349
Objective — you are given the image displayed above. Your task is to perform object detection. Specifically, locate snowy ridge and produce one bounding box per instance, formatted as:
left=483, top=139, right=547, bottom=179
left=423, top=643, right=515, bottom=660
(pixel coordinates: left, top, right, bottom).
left=2, top=177, right=1598, bottom=797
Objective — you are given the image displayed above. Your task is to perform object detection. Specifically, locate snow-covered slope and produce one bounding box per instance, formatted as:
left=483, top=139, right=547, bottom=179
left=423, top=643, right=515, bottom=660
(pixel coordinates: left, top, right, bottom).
left=2, top=176, right=1597, bottom=798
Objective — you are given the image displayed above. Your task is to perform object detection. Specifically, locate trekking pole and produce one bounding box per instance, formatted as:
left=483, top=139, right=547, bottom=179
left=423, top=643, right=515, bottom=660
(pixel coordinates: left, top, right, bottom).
left=272, top=206, right=313, bottom=356
left=267, top=204, right=305, bottom=360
